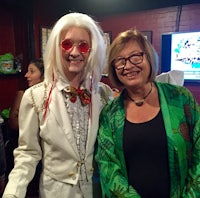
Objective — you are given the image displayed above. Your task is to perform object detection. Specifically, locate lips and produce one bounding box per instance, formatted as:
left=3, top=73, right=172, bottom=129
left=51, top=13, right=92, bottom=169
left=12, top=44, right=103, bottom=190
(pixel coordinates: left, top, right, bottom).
left=27, top=81, right=32, bottom=87
left=123, top=70, right=140, bottom=78
left=70, top=59, right=82, bottom=64
left=66, top=57, right=83, bottom=65
left=67, top=56, right=83, bottom=61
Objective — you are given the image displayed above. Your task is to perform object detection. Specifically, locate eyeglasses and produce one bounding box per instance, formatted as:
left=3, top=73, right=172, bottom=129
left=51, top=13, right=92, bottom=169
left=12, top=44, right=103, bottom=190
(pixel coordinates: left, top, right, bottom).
left=61, top=39, right=91, bottom=54
left=112, top=52, right=144, bottom=70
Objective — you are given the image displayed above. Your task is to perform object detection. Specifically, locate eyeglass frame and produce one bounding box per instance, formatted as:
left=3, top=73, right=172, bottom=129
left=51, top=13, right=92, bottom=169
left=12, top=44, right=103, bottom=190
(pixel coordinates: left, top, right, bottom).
left=112, top=52, right=145, bottom=70
left=61, top=39, right=91, bottom=54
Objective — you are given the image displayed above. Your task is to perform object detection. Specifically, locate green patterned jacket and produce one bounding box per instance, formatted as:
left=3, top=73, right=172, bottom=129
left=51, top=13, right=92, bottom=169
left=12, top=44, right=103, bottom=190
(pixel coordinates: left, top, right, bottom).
left=95, top=82, right=200, bottom=198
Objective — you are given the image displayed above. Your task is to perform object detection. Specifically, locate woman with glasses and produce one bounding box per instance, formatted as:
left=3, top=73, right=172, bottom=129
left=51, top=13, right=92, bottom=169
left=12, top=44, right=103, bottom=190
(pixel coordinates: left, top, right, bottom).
left=95, top=29, right=200, bottom=197
left=3, top=13, right=113, bottom=198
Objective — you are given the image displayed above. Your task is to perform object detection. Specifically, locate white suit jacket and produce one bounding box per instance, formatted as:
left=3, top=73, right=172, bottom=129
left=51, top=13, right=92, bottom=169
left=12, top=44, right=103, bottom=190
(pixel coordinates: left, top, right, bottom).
left=3, top=79, right=113, bottom=198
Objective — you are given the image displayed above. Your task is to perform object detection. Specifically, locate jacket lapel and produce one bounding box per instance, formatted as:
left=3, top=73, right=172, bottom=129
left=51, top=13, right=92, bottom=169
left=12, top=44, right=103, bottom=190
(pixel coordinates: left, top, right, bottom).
left=86, top=90, right=102, bottom=156
left=48, top=82, right=106, bottom=158
left=49, top=85, right=80, bottom=157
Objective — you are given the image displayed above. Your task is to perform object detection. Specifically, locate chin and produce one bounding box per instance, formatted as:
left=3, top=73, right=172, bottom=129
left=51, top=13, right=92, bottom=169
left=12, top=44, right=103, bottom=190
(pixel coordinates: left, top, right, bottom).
left=69, top=68, right=85, bottom=73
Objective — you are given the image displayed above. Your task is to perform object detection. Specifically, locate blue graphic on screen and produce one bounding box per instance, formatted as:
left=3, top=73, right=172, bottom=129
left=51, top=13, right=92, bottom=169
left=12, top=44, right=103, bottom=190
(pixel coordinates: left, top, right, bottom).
left=171, top=32, right=200, bottom=80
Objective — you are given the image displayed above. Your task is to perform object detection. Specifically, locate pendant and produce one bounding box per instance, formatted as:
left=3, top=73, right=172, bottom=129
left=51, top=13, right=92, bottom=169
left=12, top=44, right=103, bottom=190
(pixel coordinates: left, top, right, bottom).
left=126, top=83, right=153, bottom=107
left=134, top=99, right=145, bottom=106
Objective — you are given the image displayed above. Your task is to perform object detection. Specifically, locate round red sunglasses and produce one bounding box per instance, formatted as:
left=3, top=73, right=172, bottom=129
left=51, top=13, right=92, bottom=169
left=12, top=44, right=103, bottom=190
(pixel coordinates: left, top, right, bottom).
left=61, top=39, right=91, bottom=53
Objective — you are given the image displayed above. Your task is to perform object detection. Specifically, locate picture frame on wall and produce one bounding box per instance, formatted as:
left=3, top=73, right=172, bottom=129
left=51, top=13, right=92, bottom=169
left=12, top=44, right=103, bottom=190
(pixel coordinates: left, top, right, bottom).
left=141, top=31, right=152, bottom=43
left=40, top=26, right=52, bottom=56
left=104, top=31, right=112, bottom=44
left=102, top=31, right=112, bottom=76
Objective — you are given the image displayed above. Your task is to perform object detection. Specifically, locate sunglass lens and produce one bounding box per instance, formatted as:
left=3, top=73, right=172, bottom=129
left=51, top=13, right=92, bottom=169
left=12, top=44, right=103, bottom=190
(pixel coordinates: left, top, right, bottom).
left=79, top=42, right=90, bottom=53
left=61, top=40, right=73, bottom=51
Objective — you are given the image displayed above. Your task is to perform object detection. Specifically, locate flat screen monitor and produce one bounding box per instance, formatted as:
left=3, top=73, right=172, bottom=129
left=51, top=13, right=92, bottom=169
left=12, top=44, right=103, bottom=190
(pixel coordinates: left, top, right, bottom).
left=161, top=31, right=200, bottom=83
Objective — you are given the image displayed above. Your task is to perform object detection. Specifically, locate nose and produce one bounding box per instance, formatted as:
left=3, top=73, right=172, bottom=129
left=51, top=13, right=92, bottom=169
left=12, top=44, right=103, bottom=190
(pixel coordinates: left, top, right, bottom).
left=123, top=59, right=133, bottom=70
left=25, top=72, right=29, bottom=77
left=70, top=45, right=80, bottom=55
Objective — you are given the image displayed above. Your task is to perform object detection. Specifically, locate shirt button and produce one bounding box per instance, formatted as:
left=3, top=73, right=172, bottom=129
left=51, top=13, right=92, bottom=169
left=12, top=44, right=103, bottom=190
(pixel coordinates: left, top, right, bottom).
left=68, top=171, right=75, bottom=177
left=90, top=167, right=94, bottom=172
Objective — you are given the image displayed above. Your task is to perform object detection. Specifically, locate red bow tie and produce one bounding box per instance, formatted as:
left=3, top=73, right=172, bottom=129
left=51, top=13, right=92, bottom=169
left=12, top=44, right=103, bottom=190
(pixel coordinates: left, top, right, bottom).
left=65, top=86, right=91, bottom=106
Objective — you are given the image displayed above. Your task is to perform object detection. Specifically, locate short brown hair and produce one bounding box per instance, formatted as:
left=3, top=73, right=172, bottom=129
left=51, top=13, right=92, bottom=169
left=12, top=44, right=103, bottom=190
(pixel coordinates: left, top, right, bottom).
left=108, top=29, right=159, bottom=88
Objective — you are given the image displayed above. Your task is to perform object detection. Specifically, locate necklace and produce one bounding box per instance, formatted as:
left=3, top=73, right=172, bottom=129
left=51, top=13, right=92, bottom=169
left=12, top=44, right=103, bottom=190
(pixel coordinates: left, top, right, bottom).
left=127, top=83, right=153, bottom=106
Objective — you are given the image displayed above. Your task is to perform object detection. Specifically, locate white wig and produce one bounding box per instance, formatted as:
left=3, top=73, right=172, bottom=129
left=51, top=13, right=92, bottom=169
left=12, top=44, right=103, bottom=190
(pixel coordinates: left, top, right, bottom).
left=43, top=12, right=107, bottom=88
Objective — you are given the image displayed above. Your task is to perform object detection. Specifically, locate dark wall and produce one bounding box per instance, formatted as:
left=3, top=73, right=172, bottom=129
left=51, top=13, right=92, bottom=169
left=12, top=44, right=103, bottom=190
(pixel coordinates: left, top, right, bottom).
left=33, top=0, right=200, bottom=18
left=98, top=3, right=200, bottom=103
left=0, top=4, right=32, bottom=111
left=33, top=3, right=200, bottom=103
left=1, top=2, right=200, bottom=111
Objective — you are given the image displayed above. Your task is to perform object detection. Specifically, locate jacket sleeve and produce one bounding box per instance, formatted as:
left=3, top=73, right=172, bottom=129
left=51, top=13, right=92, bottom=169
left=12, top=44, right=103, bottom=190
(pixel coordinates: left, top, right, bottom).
left=98, top=82, right=114, bottom=105
left=95, top=104, right=141, bottom=198
left=3, top=88, right=42, bottom=198
left=181, top=91, right=200, bottom=198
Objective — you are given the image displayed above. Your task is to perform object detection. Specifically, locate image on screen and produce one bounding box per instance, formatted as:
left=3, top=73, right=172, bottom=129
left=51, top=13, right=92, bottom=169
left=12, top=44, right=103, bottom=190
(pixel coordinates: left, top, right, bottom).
left=171, top=32, right=200, bottom=80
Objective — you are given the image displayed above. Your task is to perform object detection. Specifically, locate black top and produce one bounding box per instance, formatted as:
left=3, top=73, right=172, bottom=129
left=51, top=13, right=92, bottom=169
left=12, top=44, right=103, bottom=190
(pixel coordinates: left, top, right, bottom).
left=123, top=110, right=170, bottom=198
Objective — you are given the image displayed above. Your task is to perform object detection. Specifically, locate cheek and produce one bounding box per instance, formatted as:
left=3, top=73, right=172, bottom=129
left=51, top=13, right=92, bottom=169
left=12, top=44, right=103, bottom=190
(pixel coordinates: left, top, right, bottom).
left=115, top=71, right=124, bottom=81
left=143, top=57, right=151, bottom=70
left=83, top=53, right=90, bottom=63
left=145, top=62, right=152, bottom=76
left=33, top=74, right=42, bottom=82
left=61, top=49, right=66, bottom=56
left=61, top=51, right=67, bottom=62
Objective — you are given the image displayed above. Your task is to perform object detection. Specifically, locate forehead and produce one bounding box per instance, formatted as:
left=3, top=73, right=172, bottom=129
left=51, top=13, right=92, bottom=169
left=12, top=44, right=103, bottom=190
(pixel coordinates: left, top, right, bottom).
left=28, top=63, right=39, bottom=71
left=118, top=40, right=142, bottom=57
left=62, top=26, right=91, bottom=42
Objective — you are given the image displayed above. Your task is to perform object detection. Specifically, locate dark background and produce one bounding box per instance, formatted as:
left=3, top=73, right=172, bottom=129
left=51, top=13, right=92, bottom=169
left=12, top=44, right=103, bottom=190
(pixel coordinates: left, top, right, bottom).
left=2, top=0, right=200, bottom=17
left=0, top=0, right=200, bottom=111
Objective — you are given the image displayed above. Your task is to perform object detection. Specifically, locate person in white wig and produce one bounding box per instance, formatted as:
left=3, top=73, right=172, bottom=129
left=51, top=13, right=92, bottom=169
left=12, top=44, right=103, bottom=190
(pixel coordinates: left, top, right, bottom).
left=3, top=12, right=113, bottom=198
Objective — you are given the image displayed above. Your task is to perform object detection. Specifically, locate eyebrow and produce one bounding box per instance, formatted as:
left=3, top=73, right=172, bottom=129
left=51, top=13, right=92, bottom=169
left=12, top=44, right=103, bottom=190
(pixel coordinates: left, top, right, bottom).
left=117, top=51, right=143, bottom=58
